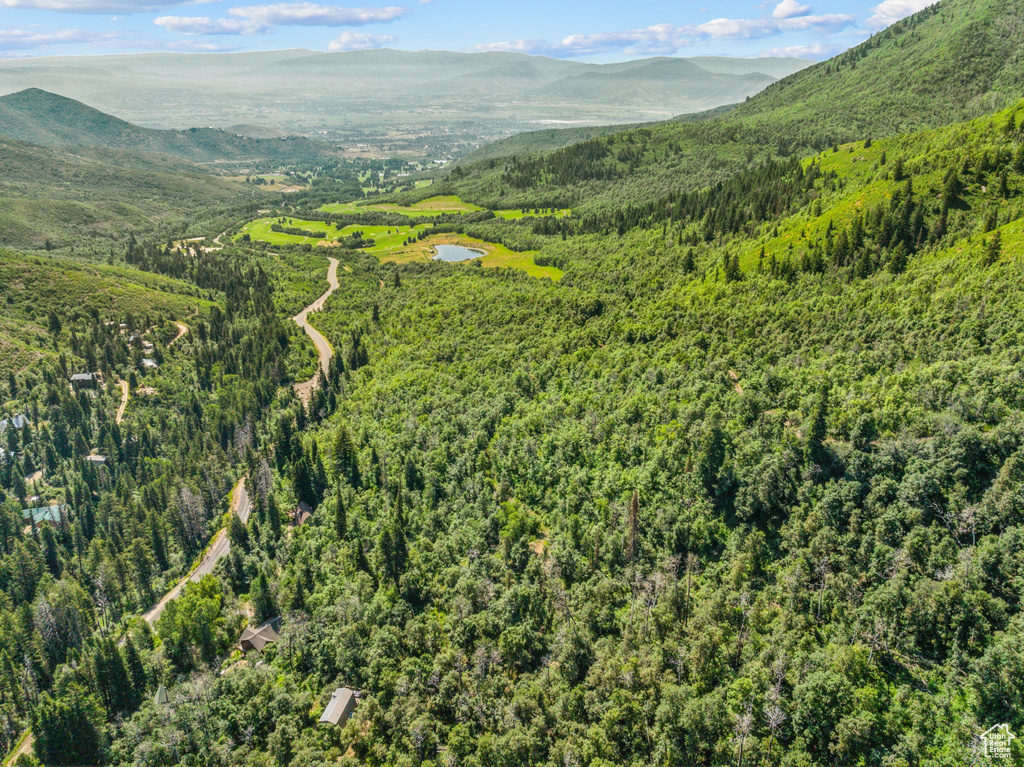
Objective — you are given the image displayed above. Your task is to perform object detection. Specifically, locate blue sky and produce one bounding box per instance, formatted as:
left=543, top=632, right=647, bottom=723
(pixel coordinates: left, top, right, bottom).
left=0, top=0, right=937, bottom=60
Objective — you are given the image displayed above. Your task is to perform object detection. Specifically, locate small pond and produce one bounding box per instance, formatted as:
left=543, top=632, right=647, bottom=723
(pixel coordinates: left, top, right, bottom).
left=433, top=244, right=486, bottom=262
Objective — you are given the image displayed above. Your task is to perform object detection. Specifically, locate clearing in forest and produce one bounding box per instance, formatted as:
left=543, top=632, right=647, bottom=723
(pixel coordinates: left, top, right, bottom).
left=236, top=217, right=431, bottom=248
left=319, top=195, right=570, bottom=220
left=378, top=233, right=562, bottom=281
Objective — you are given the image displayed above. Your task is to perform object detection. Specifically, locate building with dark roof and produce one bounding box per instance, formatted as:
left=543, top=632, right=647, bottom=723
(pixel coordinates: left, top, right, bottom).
left=239, top=617, right=281, bottom=652
left=291, top=500, right=314, bottom=527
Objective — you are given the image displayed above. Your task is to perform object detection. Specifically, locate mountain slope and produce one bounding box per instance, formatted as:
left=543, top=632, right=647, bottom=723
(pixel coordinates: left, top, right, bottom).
left=443, top=0, right=1024, bottom=212
left=531, top=59, right=775, bottom=110
left=0, top=134, right=245, bottom=248
left=0, top=248, right=208, bottom=375
left=725, top=0, right=1024, bottom=146
left=98, top=97, right=1024, bottom=766
left=0, top=88, right=334, bottom=163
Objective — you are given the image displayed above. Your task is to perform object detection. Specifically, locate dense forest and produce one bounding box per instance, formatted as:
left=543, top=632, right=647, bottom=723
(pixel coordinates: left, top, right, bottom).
left=2, top=0, right=1024, bottom=765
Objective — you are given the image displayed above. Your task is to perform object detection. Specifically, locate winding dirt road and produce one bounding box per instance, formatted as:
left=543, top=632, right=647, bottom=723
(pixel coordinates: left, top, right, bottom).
left=294, top=257, right=340, bottom=404
left=115, top=379, right=130, bottom=424
left=169, top=321, right=189, bottom=347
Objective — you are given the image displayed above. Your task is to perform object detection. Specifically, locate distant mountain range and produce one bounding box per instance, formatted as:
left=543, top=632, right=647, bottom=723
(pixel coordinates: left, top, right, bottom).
left=0, top=88, right=335, bottom=163
left=440, top=0, right=1024, bottom=212
left=0, top=50, right=811, bottom=148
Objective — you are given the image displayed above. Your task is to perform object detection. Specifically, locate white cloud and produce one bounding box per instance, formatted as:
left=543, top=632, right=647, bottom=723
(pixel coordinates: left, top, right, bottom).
left=758, top=41, right=842, bottom=58
left=154, top=15, right=256, bottom=34
left=772, top=0, right=810, bottom=19
left=228, top=2, right=407, bottom=27
left=0, top=0, right=211, bottom=12
left=0, top=26, right=95, bottom=51
left=865, top=0, right=936, bottom=29
left=327, top=30, right=394, bottom=50
left=470, top=9, right=854, bottom=58
left=695, top=13, right=853, bottom=39
left=156, top=3, right=408, bottom=36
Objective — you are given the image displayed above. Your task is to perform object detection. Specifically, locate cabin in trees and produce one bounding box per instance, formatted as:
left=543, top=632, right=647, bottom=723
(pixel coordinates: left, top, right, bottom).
left=0, top=414, right=28, bottom=434
left=239, top=617, right=281, bottom=652
left=22, top=504, right=66, bottom=526
left=70, top=372, right=98, bottom=390
left=319, top=687, right=359, bottom=728
left=142, top=358, right=159, bottom=370
left=291, top=501, right=313, bottom=527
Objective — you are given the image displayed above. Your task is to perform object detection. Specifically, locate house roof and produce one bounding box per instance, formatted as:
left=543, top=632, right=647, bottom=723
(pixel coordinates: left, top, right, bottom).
left=239, top=617, right=281, bottom=651
left=0, top=415, right=28, bottom=433
left=84, top=454, right=107, bottom=464
left=22, top=504, right=65, bottom=525
left=319, top=687, right=358, bottom=727
left=154, top=684, right=170, bottom=705
left=142, top=358, right=158, bottom=368
left=70, top=373, right=94, bottom=381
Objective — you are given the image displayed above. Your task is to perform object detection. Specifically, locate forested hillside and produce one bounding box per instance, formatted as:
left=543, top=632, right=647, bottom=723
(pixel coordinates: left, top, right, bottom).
left=435, top=0, right=1024, bottom=215
left=0, top=136, right=248, bottom=250
left=3, top=0, right=1024, bottom=765
left=75, top=76, right=1024, bottom=767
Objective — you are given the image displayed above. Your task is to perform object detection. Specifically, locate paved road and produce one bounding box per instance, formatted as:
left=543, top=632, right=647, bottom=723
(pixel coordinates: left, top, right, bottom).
left=140, top=477, right=250, bottom=626
left=294, top=257, right=340, bottom=404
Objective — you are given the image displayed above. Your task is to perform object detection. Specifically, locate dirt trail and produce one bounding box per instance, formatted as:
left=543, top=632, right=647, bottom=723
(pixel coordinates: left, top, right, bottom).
left=115, top=379, right=129, bottom=424
left=169, top=322, right=189, bottom=347
left=294, top=257, right=340, bottom=404
left=140, top=477, right=250, bottom=626
left=5, top=732, right=33, bottom=765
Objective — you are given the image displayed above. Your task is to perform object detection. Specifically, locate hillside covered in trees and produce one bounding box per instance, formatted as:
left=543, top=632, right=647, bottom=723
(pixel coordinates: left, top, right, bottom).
left=432, top=0, right=1024, bottom=216
left=2, top=0, right=1024, bottom=765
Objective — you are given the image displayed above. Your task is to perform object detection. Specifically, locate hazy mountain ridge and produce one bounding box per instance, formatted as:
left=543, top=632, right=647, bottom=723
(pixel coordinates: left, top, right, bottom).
left=440, top=0, right=1024, bottom=212
left=0, top=88, right=336, bottom=163
left=0, top=49, right=812, bottom=143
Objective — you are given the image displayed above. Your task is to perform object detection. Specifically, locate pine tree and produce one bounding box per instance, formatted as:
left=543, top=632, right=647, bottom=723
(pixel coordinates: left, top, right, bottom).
left=682, top=248, right=696, bottom=274
left=253, top=570, right=277, bottom=623
left=333, top=492, right=347, bottom=540
left=627, top=490, right=640, bottom=563
left=33, top=684, right=108, bottom=766
left=984, top=231, right=1003, bottom=266
left=123, top=639, right=147, bottom=703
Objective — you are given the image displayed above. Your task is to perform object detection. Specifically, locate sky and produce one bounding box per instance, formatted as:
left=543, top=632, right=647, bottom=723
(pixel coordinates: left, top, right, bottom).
left=0, top=0, right=938, bottom=60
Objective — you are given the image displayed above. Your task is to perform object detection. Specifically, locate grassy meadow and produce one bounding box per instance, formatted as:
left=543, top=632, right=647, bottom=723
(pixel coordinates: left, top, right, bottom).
left=377, top=232, right=563, bottom=280
left=319, top=195, right=571, bottom=220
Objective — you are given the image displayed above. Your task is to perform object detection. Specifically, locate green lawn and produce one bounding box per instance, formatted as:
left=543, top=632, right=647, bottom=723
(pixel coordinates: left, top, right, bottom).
left=494, top=207, right=571, bottom=220
left=319, top=195, right=571, bottom=220
left=237, top=216, right=432, bottom=250
left=339, top=223, right=433, bottom=253
left=236, top=217, right=338, bottom=245
left=378, top=233, right=563, bottom=281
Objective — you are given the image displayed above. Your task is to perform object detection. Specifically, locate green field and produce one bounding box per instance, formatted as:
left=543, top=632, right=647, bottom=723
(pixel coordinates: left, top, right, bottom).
left=236, top=216, right=432, bottom=249
left=319, top=195, right=570, bottom=220
left=493, top=206, right=571, bottom=220
left=377, top=232, right=562, bottom=281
